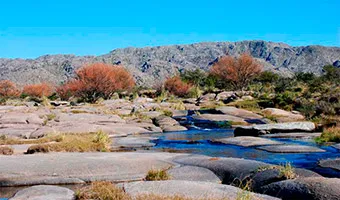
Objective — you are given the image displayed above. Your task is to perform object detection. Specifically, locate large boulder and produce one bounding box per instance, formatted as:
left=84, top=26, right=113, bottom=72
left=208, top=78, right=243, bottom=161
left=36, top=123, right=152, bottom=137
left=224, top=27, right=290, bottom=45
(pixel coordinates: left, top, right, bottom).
left=234, top=122, right=316, bottom=137
left=319, top=158, right=340, bottom=171
left=173, top=155, right=269, bottom=184
left=122, top=180, right=278, bottom=200
left=262, top=108, right=305, bottom=122
left=9, top=185, right=75, bottom=200
left=260, top=177, right=340, bottom=200
left=216, top=106, right=263, bottom=119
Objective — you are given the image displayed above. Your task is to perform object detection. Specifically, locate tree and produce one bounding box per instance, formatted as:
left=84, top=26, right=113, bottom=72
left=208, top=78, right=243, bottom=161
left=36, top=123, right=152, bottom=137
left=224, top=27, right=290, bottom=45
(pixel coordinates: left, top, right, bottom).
left=57, top=63, right=135, bottom=102
left=164, top=76, right=192, bottom=97
left=22, top=83, right=53, bottom=98
left=210, top=53, right=263, bottom=90
left=0, top=80, right=20, bottom=97
left=180, top=69, right=207, bottom=86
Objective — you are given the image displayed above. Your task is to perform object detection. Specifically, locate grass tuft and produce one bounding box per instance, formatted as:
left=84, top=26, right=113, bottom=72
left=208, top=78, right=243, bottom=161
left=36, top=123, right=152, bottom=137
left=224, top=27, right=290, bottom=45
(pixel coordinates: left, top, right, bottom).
left=145, top=168, right=171, bottom=181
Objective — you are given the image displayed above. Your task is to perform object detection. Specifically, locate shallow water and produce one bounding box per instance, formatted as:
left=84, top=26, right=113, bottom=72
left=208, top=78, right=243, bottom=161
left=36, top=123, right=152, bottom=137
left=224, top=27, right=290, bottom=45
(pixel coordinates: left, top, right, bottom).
left=152, top=129, right=340, bottom=178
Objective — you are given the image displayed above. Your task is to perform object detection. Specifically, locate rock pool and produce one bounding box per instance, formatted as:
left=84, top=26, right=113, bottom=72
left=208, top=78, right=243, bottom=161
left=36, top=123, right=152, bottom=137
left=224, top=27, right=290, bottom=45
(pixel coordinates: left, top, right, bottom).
left=152, top=128, right=340, bottom=178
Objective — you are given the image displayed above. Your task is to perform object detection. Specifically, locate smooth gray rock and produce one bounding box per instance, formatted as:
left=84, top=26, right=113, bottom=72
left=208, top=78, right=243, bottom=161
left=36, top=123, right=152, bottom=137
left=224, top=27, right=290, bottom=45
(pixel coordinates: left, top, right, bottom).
left=10, top=185, right=75, bottom=200
left=260, top=177, right=340, bottom=200
left=262, top=108, right=305, bottom=122
left=154, top=115, right=187, bottom=132
left=257, top=144, right=326, bottom=153
left=210, top=136, right=282, bottom=147
left=122, top=180, right=279, bottom=200
left=112, top=136, right=157, bottom=149
left=168, top=166, right=221, bottom=183
left=262, top=132, right=322, bottom=139
left=0, top=152, right=181, bottom=186
left=173, top=155, right=270, bottom=184
left=234, top=121, right=316, bottom=136
left=216, top=106, right=263, bottom=119
left=193, top=114, right=247, bottom=124
left=319, top=158, right=340, bottom=171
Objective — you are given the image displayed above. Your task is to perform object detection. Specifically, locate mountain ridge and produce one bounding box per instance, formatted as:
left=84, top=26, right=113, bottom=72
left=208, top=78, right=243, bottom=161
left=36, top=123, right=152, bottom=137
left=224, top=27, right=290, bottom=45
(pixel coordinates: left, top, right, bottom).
left=1, top=40, right=339, bottom=87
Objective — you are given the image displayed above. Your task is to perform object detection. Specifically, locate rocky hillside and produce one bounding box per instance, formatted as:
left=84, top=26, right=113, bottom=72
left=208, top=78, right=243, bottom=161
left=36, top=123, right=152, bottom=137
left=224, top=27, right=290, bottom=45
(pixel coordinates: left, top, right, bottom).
left=1, top=40, right=339, bottom=87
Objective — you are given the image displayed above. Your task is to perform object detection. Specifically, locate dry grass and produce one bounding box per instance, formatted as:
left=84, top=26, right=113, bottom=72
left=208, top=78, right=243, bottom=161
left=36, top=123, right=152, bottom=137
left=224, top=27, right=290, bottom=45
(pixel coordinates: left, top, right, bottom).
left=76, top=181, right=226, bottom=200
left=145, top=168, right=171, bottom=181
left=26, top=131, right=111, bottom=154
left=257, top=163, right=297, bottom=180
left=0, top=146, right=14, bottom=155
left=0, top=134, right=64, bottom=145
left=315, top=126, right=340, bottom=143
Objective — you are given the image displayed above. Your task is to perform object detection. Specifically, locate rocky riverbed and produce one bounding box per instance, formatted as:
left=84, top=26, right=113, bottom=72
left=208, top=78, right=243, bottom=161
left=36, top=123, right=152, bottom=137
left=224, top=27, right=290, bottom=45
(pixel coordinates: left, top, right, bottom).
left=1, top=96, right=340, bottom=200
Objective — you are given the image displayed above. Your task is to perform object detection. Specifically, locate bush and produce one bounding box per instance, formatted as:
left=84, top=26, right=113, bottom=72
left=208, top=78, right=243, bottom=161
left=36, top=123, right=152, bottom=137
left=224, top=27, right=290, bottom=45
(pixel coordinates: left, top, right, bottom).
left=210, top=54, right=262, bottom=90
left=315, top=127, right=340, bottom=143
left=57, top=63, right=135, bottom=102
left=0, top=80, right=20, bottom=97
left=180, top=69, right=206, bottom=86
left=22, top=83, right=53, bottom=98
left=164, top=76, right=192, bottom=97
left=255, top=71, right=280, bottom=83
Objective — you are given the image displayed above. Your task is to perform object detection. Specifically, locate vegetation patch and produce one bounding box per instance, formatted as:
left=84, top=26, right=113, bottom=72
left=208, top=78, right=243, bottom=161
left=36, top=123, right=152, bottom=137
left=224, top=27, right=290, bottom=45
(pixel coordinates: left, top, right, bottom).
left=315, top=127, right=340, bottom=143
left=26, top=131, right=111, bottom=154
left=257, top=163, right=297, bottom=180
left=0, top=134, right=64, bottom=145
left=145, top=168, right=171, bottom=181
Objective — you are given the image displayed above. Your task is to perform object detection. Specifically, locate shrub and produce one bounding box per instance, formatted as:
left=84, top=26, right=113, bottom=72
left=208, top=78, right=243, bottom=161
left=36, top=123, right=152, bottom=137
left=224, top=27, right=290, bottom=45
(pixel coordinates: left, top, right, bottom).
left=315, top=127, right=340, bottom=143
left=255, top=71, right=279, bottom=83
left=0, top=80, right=20, bottom=97
left=145, top=168, right=171, bottom=181
left=164, top=76, right=192, bottom=97
left=57, top=63, right=135, bottom=102
left=22, top=83, right=53, bottom=98
left=210, top=54, right=262, bottom=90
left=180, top=69, right=207, bottom=86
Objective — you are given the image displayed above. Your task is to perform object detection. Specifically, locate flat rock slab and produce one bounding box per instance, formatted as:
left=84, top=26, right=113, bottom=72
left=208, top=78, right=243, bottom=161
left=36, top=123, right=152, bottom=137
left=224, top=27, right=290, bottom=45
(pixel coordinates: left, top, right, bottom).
left=9, top=185, right=75, bottom=200
left=0, top=152, right=181, bottom=186
left=122, top=180, right=279, bottom=200
left=216, top=106, right=263, bottom=119
left=210, top=136, right=282, bottom=147
left=262, top=132, right=322, bottom=139
left=332, top=143, right=340, bottom=150
left=112, top=136, right=157, bottom=148
left=168, top=166, right=221, bottom=183
left=193, top=114, right=247, bottom=123
left=257, top=145, right=326, bottom=153
left=234, top=121, right=316, bottom=136
left=319, top=158, right=340, bottom=171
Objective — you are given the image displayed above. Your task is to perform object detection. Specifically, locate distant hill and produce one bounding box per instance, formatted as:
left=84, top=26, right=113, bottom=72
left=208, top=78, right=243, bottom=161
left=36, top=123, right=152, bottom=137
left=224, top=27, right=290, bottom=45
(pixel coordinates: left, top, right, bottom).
left=1, top=40, right=339, bottom=87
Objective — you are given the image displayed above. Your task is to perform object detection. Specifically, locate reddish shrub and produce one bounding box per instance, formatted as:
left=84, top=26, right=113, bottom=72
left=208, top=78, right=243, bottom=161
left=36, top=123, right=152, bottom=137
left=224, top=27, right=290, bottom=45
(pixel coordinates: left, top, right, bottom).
left=210, top=53, right=262, bottom=90
left=57, top=63, right=135, bottom=102
left=22, top=83, right=53, bottom=98
left=0, top=80, right=20, bottom=97
left=164, top=76, right=192, bottom=97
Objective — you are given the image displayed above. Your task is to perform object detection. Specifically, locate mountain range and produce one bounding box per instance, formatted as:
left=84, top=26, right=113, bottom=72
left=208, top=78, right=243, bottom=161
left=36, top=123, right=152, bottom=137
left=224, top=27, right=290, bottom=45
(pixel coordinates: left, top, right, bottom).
left=1, top=40, right=339, bottom=87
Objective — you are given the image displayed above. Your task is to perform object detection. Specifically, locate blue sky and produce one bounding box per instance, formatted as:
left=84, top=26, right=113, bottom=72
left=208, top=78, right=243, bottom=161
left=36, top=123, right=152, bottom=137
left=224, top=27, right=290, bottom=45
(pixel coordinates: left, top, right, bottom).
left=0, top=0, right=339, bottom=58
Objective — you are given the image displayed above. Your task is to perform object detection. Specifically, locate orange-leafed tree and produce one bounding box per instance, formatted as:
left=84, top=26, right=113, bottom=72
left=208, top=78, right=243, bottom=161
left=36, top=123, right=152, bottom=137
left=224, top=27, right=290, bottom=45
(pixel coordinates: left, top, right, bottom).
left=22, top=83, right=53, bottom=98
left=57, top=63, right=135, bottom=102
left=0, top=80, right=20, bottom=97
left=210, top=53, right=263, bottom=90
left=164, top=76, right=192, bottom=97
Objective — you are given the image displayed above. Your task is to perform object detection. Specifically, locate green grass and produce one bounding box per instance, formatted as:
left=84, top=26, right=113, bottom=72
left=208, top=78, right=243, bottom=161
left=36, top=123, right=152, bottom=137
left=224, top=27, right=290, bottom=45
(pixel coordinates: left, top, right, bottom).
left=315, top=127, right=340, bottom=143
left=145, top=168, right=171, bottom=181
